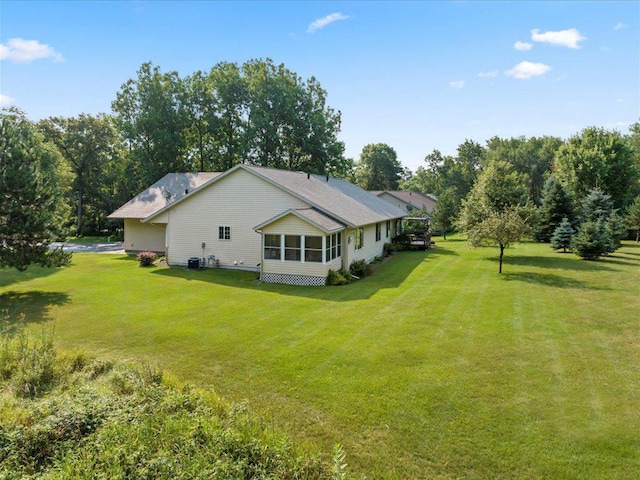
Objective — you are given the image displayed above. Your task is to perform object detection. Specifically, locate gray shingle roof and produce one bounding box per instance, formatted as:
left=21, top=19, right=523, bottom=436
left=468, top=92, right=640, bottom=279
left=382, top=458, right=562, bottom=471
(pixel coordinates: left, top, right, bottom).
left=119, top=165, right=407, bottom=227
left=107, top=172, right=220, bottom=219
left=245, top=166, right=407, bottom=227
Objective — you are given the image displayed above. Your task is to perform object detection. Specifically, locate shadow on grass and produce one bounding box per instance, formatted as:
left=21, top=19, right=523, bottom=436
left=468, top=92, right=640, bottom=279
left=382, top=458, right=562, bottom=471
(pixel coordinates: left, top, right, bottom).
left=150, top=248, right=445, bottom=301
left=500, top=272, right=608, bottom=290
left=599, top=255, right=640, bottom=268
left=485, top=253, right=618, bottom=272
left=0, top=264, right=67, bottom=289
left=0, top=291, right=70, bottom=333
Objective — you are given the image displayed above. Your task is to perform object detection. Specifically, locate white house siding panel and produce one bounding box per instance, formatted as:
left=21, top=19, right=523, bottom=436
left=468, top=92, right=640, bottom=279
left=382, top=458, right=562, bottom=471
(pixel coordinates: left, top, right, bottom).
left=261, top=214, right=325, bottom=237
left=351, top=223, right=385, bottom=264
left=124, top=218, right=166, bottom=253
left=166, top=169, right=310, bottom=269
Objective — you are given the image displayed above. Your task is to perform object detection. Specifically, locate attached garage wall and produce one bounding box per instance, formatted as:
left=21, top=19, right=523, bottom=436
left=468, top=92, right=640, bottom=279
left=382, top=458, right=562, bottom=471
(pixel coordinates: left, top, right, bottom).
left=124, top=218, right=166, bottom=253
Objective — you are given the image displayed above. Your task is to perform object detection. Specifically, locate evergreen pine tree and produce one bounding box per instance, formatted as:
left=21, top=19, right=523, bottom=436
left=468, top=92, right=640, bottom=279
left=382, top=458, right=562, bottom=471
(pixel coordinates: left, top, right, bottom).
left=604, top=212, right=627, bottom=254
left=550, top=217, right=575, bottom=253
left=571, top=220, right=609, bottom=260
left=581, top=188, right=614, bottom=222
left=535, top=176, right=575, bottom=242
left=0, top=110, right=73, bottom=271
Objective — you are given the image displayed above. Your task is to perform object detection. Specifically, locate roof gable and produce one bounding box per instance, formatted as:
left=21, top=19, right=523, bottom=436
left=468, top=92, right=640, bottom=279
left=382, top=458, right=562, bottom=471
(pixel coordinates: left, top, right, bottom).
left=108, top=172, right=220, bottom=219
left=254, top=208, right=345, bottom=233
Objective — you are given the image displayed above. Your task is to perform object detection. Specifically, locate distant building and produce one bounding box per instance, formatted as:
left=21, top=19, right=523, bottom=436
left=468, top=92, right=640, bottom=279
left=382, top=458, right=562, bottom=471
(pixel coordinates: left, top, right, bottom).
left=370, top=190, right=437, bottom=214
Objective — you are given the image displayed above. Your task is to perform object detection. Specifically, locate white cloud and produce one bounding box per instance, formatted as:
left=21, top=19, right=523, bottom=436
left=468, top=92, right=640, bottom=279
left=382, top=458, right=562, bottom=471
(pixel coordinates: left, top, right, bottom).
left=514, top=41, right=533, bottom=51
left=531, top=28, right=585, bottom=49
left=0, top=38, right=64, bottom=63
left=0, top=93, right=14, bottom=106
left=307, top=12, right=350, bottom=33
left=449, top=80, right=465, bottom=89
left=478, top=70, right=498, bottom=78
left=614, top=22, right=628, bottom=30
left=505, top=61, right=551, bottom=79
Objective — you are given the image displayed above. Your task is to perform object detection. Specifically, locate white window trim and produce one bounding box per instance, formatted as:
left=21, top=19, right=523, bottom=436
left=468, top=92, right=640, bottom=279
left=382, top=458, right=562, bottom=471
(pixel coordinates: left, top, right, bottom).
left=218, top=226, right=231, bottom=241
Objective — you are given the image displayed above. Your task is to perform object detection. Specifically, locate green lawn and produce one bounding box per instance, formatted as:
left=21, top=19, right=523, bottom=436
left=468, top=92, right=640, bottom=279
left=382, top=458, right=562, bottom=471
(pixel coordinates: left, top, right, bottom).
left=2, top=239, right=639, bottom=479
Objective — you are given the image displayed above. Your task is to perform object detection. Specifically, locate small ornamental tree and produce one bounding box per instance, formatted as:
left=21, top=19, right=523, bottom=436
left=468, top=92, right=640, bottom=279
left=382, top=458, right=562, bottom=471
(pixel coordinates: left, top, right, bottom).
left=457, top=159, right=532, bottom=273
left=624, top=196, right=640, bottom=242
left=550, top=217, right=575, bottom=253
left=571, top=220, right=609, bottom=260
left=465, top=208, right=532, bottom=273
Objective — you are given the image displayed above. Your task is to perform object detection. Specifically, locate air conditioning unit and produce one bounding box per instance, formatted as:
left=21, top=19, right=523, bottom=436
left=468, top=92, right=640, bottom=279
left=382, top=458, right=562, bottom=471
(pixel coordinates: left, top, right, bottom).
left=188, top=257, right=200, bottom=270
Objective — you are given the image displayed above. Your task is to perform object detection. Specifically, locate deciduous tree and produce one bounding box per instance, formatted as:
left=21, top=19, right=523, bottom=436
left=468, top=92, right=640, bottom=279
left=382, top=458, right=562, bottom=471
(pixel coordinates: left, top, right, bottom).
left=456, top=159, right=533, bottom=272
left=431, top=188, right=458, bottom=240
left=554, top=127, right=638, bottom=209
left=624, top=196, right=640, bottom=242
left=38, top=114, right=123, bottom=235
left=355, top=143, right=403, bottom=190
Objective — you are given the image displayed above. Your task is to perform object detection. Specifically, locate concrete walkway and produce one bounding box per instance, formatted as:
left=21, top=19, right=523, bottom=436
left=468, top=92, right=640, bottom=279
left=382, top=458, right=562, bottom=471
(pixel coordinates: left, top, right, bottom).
left=49, top=242, right=126, bottom=254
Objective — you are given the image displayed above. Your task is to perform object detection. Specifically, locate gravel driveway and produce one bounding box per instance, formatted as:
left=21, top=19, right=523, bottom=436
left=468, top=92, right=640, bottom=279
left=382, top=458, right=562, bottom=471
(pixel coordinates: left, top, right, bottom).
left=49, top=242, right=126, bottom=254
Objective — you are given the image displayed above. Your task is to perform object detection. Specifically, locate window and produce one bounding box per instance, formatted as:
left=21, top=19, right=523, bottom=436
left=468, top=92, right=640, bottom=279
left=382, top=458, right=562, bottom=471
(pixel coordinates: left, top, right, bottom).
left=386, top=220, right=391, bottom=238
left=326, top=232, right=342, bottom=261
left=284, top=235, right=301, bottom=261
left=354, top=228, right=364, bottom=250
left=305, top=236, right=323, bottom=263
left=218, top=226, right=231, bottom=240
left=264, top=234, right=281, bottom=260
left=375, top=223, right=381, bottom=242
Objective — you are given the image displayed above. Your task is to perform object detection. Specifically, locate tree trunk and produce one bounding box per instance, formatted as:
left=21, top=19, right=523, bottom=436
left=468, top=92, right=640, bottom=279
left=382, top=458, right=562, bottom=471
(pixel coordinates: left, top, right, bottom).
left=77, top=187, right=83, bottom=235
left=499, top=244, right=505, bottom=273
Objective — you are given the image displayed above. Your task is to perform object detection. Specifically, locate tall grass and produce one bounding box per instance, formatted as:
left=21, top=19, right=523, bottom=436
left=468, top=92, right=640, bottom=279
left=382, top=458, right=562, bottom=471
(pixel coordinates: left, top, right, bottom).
left=0, top=325, right=354, bottom=479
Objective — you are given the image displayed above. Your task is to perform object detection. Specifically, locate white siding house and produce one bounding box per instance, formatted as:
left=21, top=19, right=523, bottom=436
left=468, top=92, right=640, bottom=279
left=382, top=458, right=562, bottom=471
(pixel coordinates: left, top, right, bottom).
left=109, top=165, right=406, bottom=286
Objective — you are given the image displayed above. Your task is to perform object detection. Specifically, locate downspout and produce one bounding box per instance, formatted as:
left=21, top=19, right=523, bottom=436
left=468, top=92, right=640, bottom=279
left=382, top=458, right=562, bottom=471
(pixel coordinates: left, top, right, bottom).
left=256, top=229, right=264, bottom=281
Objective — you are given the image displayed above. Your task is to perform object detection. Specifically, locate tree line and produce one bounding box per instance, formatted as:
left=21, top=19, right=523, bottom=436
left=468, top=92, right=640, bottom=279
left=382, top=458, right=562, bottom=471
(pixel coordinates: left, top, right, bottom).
left=2, top=57, right=639, bottom=271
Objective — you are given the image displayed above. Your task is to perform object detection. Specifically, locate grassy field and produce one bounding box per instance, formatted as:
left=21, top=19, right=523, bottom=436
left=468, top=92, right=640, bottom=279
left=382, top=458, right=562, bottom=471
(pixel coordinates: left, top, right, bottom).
left=1, top=239, right=639, bottom=479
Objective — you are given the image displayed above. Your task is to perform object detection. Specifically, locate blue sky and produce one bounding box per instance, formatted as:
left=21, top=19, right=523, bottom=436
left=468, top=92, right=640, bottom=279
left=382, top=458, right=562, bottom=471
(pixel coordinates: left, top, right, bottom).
left=1, top=1, right=638, bottom=171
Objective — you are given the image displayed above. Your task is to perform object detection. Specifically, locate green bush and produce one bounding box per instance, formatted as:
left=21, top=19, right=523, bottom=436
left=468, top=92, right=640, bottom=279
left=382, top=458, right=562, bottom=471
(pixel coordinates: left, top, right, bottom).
left=383, top=243, right=395, bottom=256
left=349, top=260, right=372, bottom=278
left=137, top=251, right=157, bottom=267
left=326, top=269, right=348, bottom=286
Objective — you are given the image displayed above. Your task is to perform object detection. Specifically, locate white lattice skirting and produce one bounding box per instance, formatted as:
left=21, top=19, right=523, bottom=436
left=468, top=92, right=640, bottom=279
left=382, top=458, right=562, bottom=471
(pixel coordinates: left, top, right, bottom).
left=261, top=272, right=326, bottom=286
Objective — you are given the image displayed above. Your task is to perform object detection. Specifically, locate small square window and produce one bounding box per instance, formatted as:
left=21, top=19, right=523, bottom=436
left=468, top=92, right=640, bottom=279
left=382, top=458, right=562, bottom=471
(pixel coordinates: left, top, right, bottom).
left=218, top=226, right=231, bottom=240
